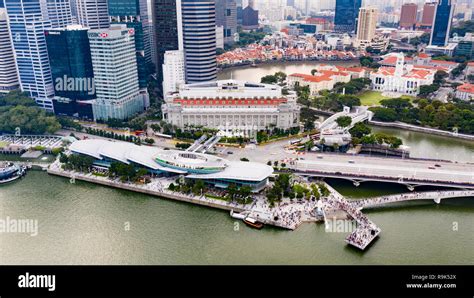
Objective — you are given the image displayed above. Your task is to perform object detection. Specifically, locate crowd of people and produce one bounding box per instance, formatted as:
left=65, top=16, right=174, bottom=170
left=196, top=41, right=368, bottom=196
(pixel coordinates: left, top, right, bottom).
left=323, top=194, right=380, bottom=249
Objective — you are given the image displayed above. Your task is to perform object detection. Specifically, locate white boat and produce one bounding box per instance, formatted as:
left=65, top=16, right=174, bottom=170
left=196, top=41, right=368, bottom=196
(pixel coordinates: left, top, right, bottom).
left=230, top=210, right=247, bottom=220
left=243, top=217, right=264, bottom=229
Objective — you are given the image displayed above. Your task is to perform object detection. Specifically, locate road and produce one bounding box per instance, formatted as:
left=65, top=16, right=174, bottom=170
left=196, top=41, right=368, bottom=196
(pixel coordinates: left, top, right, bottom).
left=290, top=154, right=474, bottom=186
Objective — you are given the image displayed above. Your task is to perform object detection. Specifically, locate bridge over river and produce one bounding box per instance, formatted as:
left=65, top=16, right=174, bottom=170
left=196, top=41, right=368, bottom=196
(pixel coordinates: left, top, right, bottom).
left=289, top=154, right=474, bottom=190
left=349, top=190, right=474, bottom=210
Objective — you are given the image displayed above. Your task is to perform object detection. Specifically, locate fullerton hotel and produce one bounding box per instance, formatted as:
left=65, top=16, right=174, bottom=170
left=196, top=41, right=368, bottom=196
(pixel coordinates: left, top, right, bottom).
left=162, top=80, right=300, bottom=136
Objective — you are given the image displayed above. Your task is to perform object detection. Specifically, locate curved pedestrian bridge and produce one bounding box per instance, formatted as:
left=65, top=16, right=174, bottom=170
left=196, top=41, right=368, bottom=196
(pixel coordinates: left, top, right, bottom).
left=349, top=190, right=474, bottom=210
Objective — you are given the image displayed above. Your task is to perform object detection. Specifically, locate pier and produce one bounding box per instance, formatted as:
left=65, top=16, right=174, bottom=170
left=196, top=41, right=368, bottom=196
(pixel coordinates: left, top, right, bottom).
left=321, top=184, right=381, bottom=250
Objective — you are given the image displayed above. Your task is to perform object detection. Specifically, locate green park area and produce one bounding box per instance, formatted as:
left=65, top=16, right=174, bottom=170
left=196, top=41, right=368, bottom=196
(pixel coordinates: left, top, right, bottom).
left=358, top=91, right=414, bottom=106
left=358, top=91, right=390, bottom=106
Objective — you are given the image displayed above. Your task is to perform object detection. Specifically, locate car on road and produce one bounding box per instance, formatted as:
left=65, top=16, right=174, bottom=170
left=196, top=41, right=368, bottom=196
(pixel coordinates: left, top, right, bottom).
left=227, top=151, right=233, bottom=154
left=428, top=166, right=436, bottom=169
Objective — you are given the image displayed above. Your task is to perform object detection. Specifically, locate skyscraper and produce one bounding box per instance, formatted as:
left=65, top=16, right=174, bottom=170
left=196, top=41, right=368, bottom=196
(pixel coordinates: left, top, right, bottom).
left=181, top=0, right=217, bottom=83
left=242, top=3, right=258, bottom=30
left=334, top=0, right=362, bottom=33
left=356, top=6, right=378, bottom=43
left=0, top=7, right=19, bottom=93
left=399, top=3, right=417, bottom=29
left=76, top=0, right=109, bottom=29
left=421, top=2, right=436, bottom=27
left=215, top=0, right=237, bottom=46
left=162, top=50, right=185, bottom=95
left=45, top=25, right=95, bottom=119
left=109, top=0, right=151, bottom=89
left=4, top=0, right=55, bottom=110
left=46, top=0, right=74, bottom=28
left=88, top=25, right=147, bottom=120
left=153, top=0, right=182, bottom=94
left=430, top=0, right=454, bottom=46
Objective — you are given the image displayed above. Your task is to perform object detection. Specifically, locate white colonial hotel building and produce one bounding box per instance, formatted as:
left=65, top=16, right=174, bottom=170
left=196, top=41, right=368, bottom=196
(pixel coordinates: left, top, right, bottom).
left=162, top=80, right=300, bottom=136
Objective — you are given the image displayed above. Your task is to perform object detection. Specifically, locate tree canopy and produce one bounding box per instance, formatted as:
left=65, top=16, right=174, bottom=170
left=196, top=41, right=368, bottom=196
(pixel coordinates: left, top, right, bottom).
left=0, top=91, right=60, bottom=134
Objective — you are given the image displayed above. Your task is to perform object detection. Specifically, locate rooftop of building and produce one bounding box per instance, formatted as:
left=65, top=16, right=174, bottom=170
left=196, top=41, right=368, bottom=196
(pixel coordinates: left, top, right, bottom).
left=374, top=66, right=435, bottom=79
left=69, top=139, right=273, bottom=181
left=457, top=83, right=474, bottom=94
left=289, top=69, right=350, bottom=83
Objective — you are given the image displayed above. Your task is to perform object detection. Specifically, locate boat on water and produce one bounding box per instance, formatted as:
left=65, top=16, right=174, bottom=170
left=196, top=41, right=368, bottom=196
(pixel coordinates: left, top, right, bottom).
left=230, top=210, right=248, bottom=220
left=243, top=217, right=264, bottom=229
left=0, top=162, right=26, bottom=184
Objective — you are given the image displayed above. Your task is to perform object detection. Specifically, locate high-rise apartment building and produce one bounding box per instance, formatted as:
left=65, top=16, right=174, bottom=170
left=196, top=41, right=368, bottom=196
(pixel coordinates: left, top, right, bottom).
left=45, top=25, right=95, bottom=119
left=4, top=0, right=55, bottom=110
left=0, top=7, right=19, bottom=93
left=88, top=25, right=147, bottom=120
left=76, top=0, right=109, bottom=29
left=334, top=0, right=362, bottom=33
left=181, top=0, right=217, bottom=83
left=399, top=3, right=417, bottom=29
left=430, top=0, right=454, bottom=46
left=216, top=0, right=237, bottom=46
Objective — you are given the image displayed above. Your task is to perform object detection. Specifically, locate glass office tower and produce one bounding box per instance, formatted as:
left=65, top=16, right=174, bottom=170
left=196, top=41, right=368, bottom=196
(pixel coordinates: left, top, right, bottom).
left=45, top=25, right=95, bottom=119
left=430, top=0, right=454, bottom=46
left=334, top=0, right=362, bottom=33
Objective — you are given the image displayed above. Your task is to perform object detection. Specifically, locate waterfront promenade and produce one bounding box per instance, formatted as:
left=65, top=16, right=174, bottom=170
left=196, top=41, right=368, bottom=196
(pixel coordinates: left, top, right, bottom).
left=44, top=158, right=474, bottom=251
left=46, top=160, right=319, bottom=231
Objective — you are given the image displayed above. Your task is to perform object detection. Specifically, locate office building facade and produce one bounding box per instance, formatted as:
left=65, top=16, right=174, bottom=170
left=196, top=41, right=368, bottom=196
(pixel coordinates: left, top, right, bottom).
left=421, top=2, right=436, bottom=27
left=4, top=0, right=55, bottom=110
left=216, top=0, right=237, bottom=46
left=46, top=0, right=74, bottom=28
left=0, top=8, right=19, bottom=93
left=334, top=0, right=362, bottom=33
left=356, top=6, right=378, bottom=49
left=76, top=0, right=109, bottom=29
left=153, top=0, right=182, bottom=95
left=181, top=0, right=217, bottom=83
left=399, top=3, right=417, bottom=29
left=45, top=25, right=95, bottom=119
left=162, top=50, right=185, bottom=96
left=430, top=0, right=454, bottom=46
left=109, top=0, right=151, bottom=89
left=88, top=25, right=146, bottom=120
left=241, top=4, right=258, bottom=30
